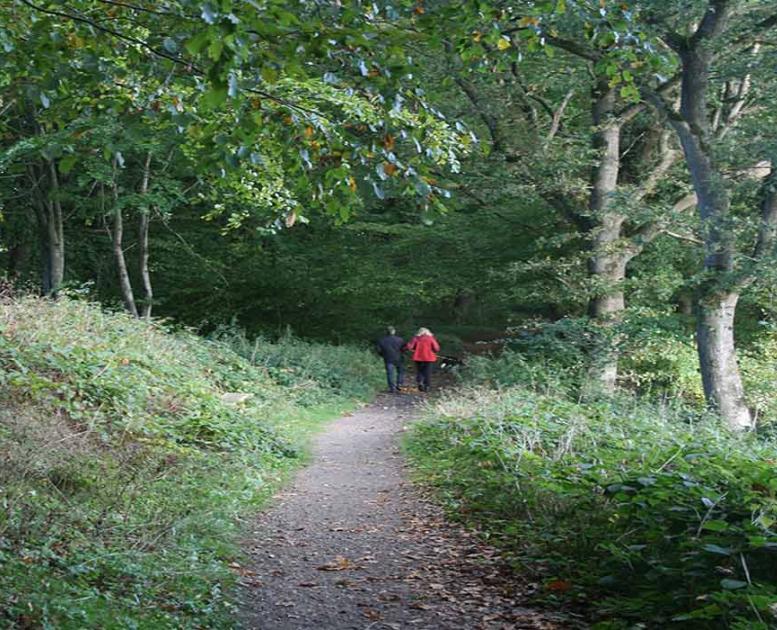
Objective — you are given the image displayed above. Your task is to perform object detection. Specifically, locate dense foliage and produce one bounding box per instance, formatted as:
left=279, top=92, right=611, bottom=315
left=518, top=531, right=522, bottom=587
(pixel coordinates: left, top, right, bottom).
left=0, top=296, right=381, bottom=627
left=407, top=357, right=777, bottom=627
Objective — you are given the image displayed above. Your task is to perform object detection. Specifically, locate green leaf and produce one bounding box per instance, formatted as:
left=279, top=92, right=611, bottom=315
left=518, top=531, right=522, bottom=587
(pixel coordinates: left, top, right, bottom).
left=702, top=544, right=732, bottom=556
left=202, top=85, right=228, bottom=108
left=58, top=155, right=77, bottom=175
left=720, top=579, right=748, bottom=590
left=701, top=520, right=729, bottom=532
left=207, top=38, right=224, bottom=61
left=185, top=31, right=210, bottom=55
left=261, top=66, right=279, bottom=84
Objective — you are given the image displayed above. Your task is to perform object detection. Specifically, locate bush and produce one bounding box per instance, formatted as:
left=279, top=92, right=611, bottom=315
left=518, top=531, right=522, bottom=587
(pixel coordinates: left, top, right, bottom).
left=407, top=385, right=777, bottom=627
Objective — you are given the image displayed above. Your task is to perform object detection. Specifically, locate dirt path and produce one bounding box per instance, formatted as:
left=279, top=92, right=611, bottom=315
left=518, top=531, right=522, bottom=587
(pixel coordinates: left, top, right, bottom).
left=238, top=393, right=572, bottom=629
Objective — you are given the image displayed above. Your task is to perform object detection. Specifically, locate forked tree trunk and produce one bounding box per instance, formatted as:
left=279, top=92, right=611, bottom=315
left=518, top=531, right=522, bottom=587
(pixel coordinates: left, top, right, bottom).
left=111, top=168, right=139, bottom=318
left=112, top=204, right=138, bottom=317
left=696, top=292, right=752, bottom=429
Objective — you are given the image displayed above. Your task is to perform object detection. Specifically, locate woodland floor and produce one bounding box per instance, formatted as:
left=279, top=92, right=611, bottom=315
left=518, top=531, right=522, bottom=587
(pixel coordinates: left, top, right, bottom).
left=238, top=388, right=578, bottom=629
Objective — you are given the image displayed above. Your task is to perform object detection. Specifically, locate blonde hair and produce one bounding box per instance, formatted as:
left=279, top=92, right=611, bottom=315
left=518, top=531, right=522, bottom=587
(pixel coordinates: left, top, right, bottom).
left=416, top=327, right=432, bottom=336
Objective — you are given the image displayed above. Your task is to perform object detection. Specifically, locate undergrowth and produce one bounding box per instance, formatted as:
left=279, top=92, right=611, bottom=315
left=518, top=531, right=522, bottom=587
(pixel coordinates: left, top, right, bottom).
left=406, top=357, right=777, bottom=628
left=0, top=296, right=382, bottom=628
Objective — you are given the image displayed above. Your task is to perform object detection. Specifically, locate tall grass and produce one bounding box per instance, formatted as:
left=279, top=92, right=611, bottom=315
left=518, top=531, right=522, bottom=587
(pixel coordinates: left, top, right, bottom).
left=0, top=296, right=381, bottom=628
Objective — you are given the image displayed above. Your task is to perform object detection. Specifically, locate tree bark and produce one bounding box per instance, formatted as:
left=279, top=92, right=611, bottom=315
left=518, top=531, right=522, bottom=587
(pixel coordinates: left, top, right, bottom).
left=138, top=152, right=153, bottom=319
left=696, top=293, right=753, bottom=429
left=32, top=201, right=52, bottom=294
left=111, top=166, right=139, bottom=318
left=138, top=211, right=152, bottom=319
left=39, top=161, right=65, bottom=296
left=585, top=83, right=628, bottom=394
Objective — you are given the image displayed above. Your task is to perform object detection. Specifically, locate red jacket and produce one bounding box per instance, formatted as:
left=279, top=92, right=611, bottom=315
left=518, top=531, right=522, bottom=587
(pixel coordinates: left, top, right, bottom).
left=406, top=335, right=440, bottom=362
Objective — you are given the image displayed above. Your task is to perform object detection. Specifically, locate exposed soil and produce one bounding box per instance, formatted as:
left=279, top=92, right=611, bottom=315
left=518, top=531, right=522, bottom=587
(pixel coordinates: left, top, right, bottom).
left=238, top=391, right=577, bottom=629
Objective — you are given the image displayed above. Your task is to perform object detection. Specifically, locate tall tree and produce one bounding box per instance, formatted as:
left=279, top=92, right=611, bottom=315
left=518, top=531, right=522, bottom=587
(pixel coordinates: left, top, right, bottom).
left=643, top=0, right=777, bottom=428
left=420, top=2, right=688, bottom=392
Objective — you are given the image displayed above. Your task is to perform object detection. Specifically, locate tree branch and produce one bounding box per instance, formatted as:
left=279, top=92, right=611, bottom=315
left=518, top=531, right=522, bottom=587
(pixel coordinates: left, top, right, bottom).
left=545, top=89, right=574, bottom=145
left=20, top=0, right=328, bottom=120
left=455, top=77, right=503, bottom=152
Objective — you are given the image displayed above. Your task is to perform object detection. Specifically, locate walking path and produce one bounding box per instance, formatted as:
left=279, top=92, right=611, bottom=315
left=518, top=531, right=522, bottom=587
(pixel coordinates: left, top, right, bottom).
left=238, top=393, right=572, bottom=629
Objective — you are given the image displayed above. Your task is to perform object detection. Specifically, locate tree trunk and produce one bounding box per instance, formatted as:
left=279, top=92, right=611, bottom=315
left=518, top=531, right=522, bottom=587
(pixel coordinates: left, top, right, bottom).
left=585, top=83, right=627, bottom=394
left=111, top=170, right=139, bottom=318
left=32, top=202, right=53, bottom=294
left=47, top=199, right=65, bottom=295
left=138, top=152, right=153, bottom=319
left=696, top=292, right=753, bottom=430
left=587, top=254, right=629, bottom=392
left=138, top=211, right=153, bottom=319
left=663, top=1, right=752, bottom=429
left=43, top=161, right=65, bottom=296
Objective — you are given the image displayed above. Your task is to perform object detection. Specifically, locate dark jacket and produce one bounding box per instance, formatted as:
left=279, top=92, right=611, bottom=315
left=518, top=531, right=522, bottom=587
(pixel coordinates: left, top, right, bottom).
left=376, top=334, right=405, bottom=363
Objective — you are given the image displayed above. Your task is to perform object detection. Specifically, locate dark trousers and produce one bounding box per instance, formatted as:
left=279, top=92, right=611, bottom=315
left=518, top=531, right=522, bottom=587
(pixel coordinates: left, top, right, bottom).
left=415, top=361, right=433, bottom=390
left=384, top=360, right=404, bottom=391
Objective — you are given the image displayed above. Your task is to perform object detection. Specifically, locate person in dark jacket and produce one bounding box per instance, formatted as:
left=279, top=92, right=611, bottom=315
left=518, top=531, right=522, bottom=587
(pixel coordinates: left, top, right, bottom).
left=376, top=326, right=405, bottom=393
left=405, top=327, right=440, bottom=392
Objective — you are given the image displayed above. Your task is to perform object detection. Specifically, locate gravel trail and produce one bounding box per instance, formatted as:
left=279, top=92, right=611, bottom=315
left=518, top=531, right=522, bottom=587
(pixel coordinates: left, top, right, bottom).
left=238, top=392, right=572, bottom=630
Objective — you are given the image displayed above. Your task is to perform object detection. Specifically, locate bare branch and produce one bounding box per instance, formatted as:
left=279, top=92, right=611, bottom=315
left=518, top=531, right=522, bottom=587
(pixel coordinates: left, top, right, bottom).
left=545, top=89, right=574, bottom=146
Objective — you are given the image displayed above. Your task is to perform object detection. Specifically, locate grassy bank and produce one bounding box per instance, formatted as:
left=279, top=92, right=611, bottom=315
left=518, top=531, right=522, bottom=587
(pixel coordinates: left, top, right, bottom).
left=0, top=297, right=382, bottom=628
left=406, top=357, right=777, bottom=628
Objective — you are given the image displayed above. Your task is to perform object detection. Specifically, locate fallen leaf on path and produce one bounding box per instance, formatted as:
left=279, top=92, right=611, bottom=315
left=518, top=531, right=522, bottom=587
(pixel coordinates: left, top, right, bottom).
left=316, top=555, right=361, bottom=571
left=239, top=577, right=264, bottom=588
left=545, top=579, right=572, bottom=593
left=362, top=607, right=382, bottom=620
left=335, top=578, right=358, bottom=587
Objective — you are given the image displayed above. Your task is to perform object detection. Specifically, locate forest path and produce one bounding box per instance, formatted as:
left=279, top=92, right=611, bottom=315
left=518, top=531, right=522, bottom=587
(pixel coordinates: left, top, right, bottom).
left=238, top=392, right=570, bottom=629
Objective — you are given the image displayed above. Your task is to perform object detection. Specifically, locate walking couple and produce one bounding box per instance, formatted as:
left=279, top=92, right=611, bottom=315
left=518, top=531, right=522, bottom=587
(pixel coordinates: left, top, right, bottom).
left=376, top=326, right=440, bottom=393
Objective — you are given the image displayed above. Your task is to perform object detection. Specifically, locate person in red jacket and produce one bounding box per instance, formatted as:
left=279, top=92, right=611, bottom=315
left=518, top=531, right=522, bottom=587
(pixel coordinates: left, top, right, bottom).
left=404, top=327, right=440, bottom=392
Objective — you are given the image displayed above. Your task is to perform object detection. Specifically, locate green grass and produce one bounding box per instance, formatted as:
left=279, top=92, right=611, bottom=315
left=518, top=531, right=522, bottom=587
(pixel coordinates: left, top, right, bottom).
left=406, top=383, right=777, bottom=629
left=0, top=296, right=382, bottom=628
